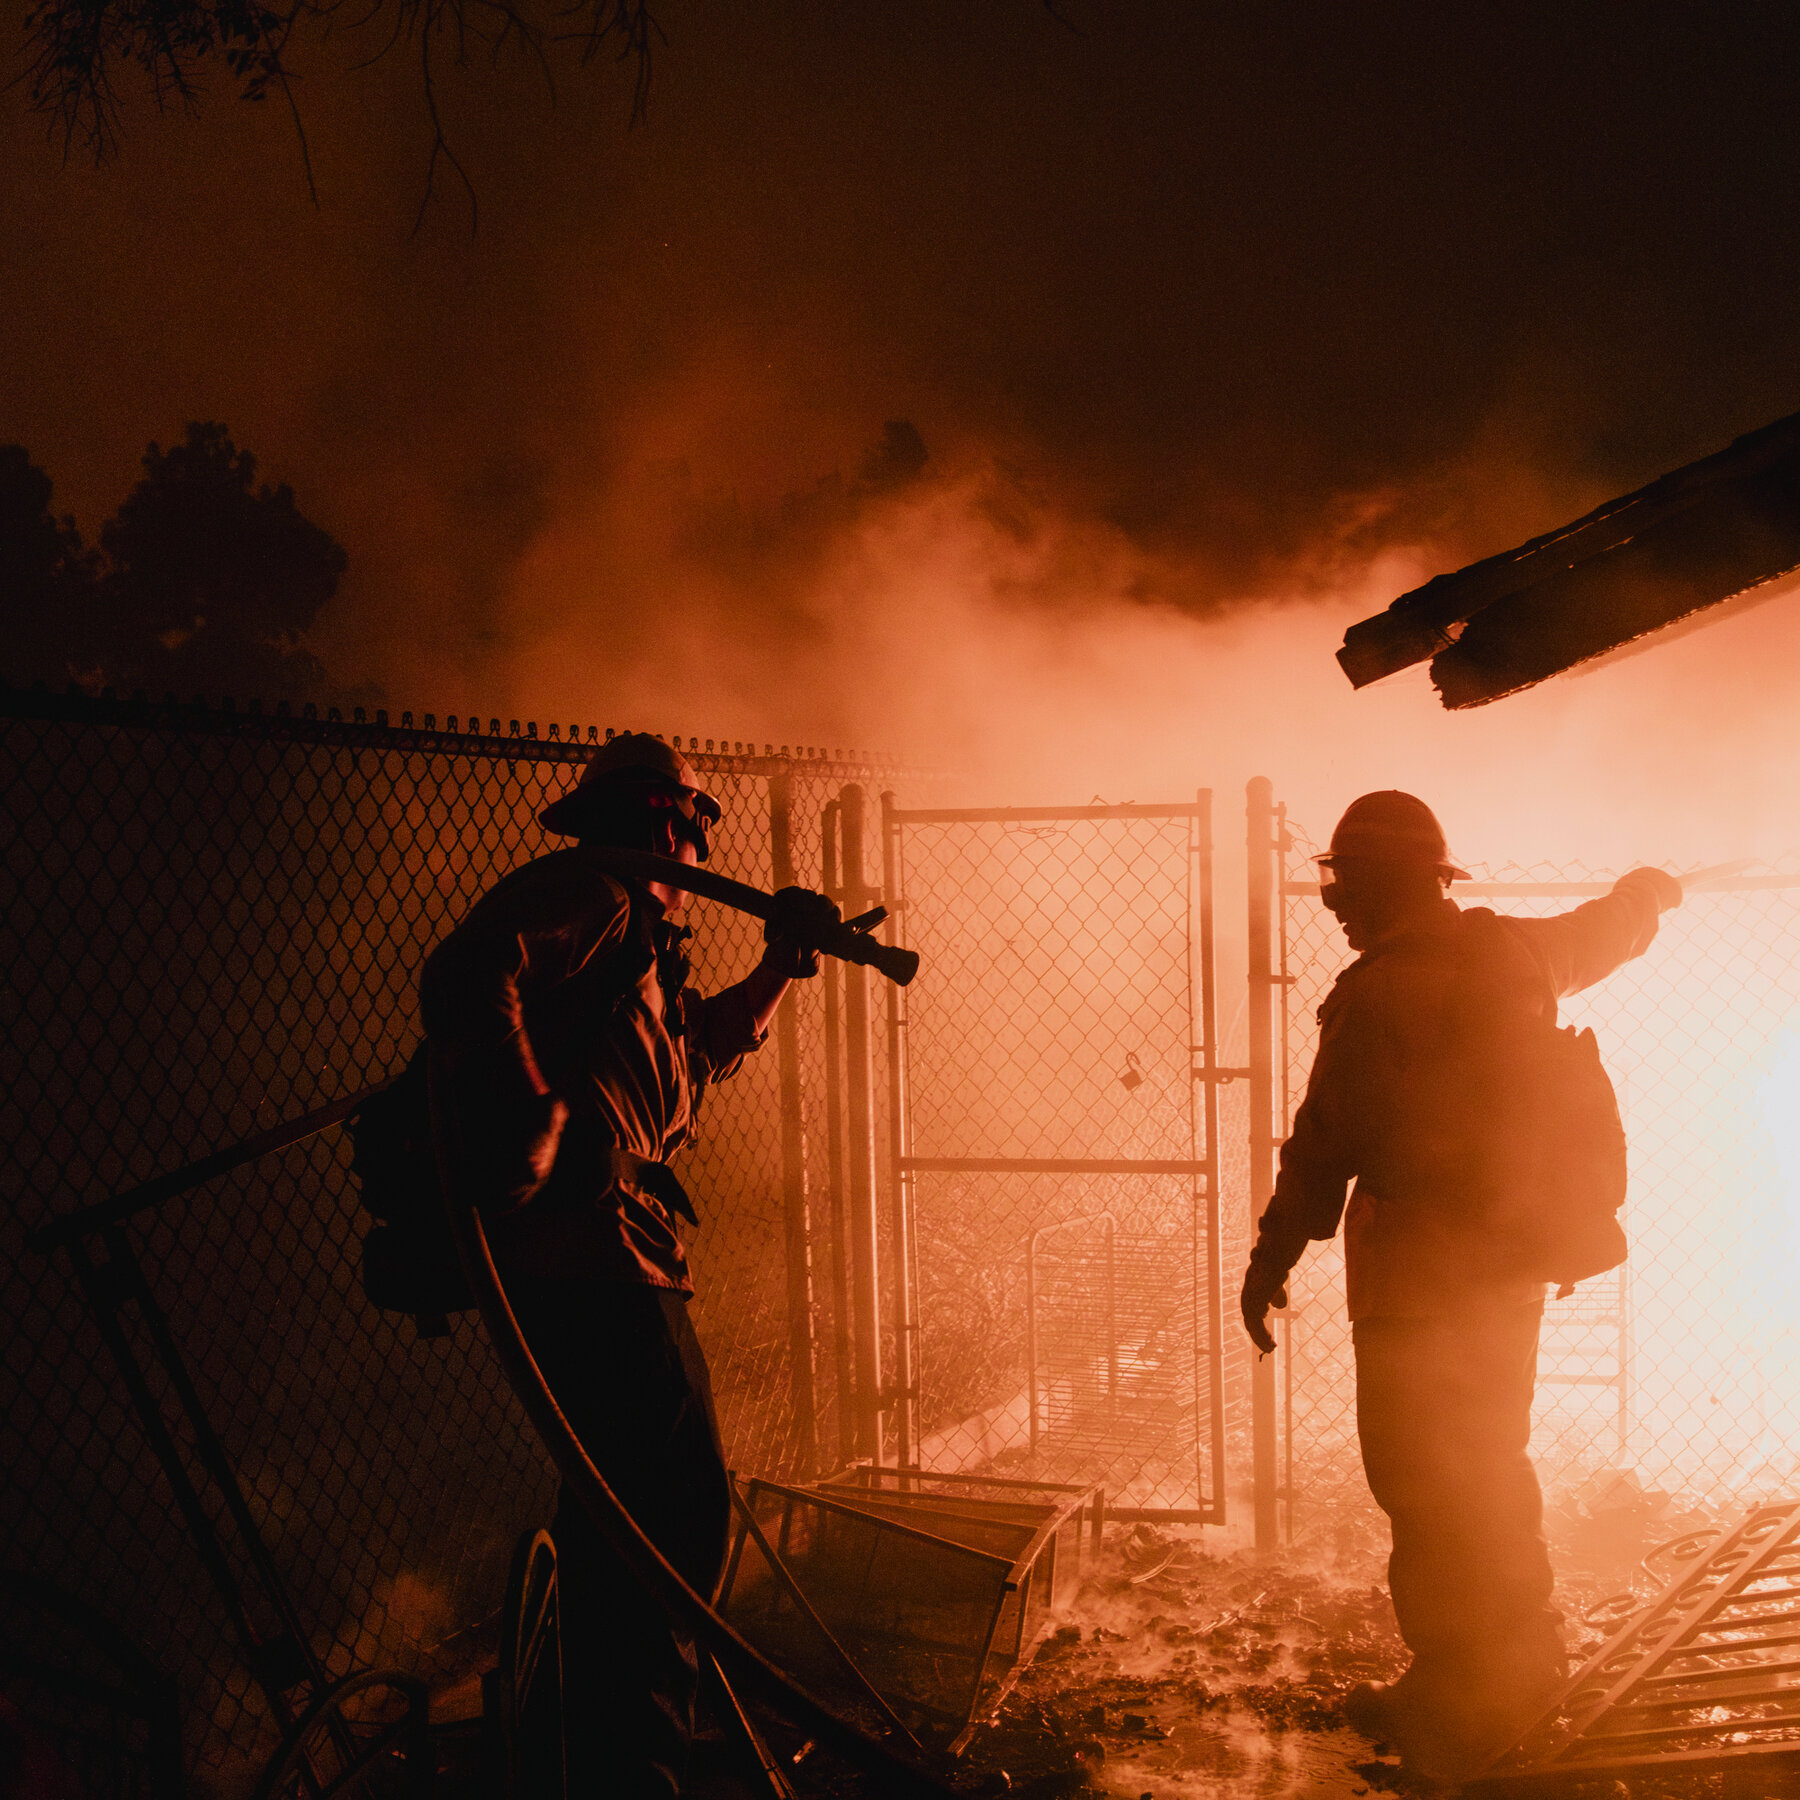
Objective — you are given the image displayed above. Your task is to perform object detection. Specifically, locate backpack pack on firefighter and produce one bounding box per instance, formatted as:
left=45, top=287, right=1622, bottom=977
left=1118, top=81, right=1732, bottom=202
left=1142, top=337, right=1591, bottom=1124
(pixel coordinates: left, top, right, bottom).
left=349, top=896, right=665, bottom=1335
left=1451, top=907, right=1629, bottom=1294
left=348, top=1049, right=464, bottom=1333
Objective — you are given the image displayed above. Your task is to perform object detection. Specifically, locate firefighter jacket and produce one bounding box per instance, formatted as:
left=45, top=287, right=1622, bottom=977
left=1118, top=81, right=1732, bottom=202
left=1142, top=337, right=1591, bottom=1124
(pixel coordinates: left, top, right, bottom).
left=420, top=843, right=766, bottom=1290
left=1248, top=870, right=1672, bottom=1320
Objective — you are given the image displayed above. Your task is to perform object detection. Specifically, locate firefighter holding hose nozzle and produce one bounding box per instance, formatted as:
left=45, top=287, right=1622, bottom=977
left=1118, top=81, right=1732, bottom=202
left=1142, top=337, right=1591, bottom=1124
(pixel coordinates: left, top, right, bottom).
left=1239, top=792, right=1682, bottom=1782
left=421, top=733, right=838, bottom=1799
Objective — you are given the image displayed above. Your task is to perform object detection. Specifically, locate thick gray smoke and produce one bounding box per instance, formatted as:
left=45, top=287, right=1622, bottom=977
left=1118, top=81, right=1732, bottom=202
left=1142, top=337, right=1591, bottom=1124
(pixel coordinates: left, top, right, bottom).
left=6, top=1, right=1800, bottom=863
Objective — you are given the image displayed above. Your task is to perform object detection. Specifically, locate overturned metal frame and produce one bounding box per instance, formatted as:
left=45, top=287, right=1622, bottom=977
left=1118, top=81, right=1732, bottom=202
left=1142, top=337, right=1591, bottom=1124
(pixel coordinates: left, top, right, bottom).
left=1470, top=1498, right=1800, bottom=1791
left=719, top=1466, right=1101, bottom=1752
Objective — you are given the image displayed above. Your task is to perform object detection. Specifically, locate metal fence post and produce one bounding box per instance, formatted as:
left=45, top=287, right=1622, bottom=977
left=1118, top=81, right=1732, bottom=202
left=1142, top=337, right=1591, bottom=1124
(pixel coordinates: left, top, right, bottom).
left=838, top=783, right=885, bottom=1464
left=1105, top=1217, right=1118, bottom=1405
left=820, top=800, right=857, bottom=1468
left=1194, top=787, right=1228, bottom=1522
left=768, top=772, right=818, bottom=1477
left=1025, top=1234, right=1040, bottom=1456
left=880, top=791, right=918, bottom=1470
left=1246, top=776, right=1281, bottom=1551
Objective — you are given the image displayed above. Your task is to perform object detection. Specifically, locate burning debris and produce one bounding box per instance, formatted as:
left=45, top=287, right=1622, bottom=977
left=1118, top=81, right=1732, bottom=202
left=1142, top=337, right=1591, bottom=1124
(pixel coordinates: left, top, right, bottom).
left=928, top=1488, right=1800, bottom=1800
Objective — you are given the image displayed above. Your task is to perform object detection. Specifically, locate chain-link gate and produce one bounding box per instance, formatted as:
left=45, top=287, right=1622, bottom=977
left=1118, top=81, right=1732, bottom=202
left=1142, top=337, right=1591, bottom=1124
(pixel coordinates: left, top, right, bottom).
left=880, top=798, right=1229, bottom=1520
left=1253, top=781, right=1800, bottom=1547
left=0, top=685, right=918, bottom=1786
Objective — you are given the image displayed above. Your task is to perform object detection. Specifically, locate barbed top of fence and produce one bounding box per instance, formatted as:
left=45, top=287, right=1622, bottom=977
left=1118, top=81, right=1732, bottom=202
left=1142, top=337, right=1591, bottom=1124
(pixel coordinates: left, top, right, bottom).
left=0, top=680, right=935, bottom=783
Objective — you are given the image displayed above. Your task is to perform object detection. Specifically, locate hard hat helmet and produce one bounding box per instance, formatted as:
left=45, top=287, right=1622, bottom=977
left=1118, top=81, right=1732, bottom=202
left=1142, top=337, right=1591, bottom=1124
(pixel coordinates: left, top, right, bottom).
left=1319, top=791, right=1469, bottom=881
left=539, top=732, right=723, bottom=858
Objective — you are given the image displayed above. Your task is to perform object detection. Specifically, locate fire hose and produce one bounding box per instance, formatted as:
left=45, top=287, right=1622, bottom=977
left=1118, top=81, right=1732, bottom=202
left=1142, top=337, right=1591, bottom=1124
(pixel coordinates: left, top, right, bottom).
left=432, top=1062, right=954, bottom=1796
left=582, top=845, right=920, bottom=987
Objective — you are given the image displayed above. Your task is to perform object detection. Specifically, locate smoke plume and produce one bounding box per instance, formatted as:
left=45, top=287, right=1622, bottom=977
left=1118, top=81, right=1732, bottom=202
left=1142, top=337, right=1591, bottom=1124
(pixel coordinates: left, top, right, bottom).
left=8, top=0, right=1800, bottom=865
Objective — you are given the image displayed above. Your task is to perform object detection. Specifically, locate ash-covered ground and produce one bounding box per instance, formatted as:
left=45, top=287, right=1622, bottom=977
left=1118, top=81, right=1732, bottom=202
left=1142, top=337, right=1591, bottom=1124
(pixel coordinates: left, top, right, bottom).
left=922, top=1472, right=1753, bottom=1800
left=949, top=1517, right=1409, bottom=1800
left=695, top=1466, right=1800, bottom=1799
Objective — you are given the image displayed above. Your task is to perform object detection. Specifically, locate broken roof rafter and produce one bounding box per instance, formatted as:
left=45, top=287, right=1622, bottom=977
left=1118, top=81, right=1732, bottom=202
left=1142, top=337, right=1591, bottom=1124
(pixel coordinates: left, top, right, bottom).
left=1339, top=407, right=1800, bottom=709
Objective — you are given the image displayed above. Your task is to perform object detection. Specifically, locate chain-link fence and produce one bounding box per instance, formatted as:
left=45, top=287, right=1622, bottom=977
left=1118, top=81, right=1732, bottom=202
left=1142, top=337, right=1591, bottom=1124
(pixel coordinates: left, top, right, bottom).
left=884, top=802, right=1230, bottom=1518
left=1272, top=807, right=1800, bottom=1542
left=0, top=686, right=917, bottom=1788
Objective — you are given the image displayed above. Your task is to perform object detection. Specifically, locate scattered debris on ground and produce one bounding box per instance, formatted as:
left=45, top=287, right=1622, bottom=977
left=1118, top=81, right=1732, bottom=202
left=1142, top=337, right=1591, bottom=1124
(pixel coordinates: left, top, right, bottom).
left=748, top=1479, right=1798, bottom=1798
left=929, top=1492, right=1766, bottom=1800
left=944, top=1518, right=1411, bottom=1798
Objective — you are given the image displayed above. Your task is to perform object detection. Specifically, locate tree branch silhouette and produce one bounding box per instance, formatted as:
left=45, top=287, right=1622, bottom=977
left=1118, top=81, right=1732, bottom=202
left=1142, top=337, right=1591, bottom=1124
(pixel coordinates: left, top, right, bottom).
left=18, top=0, right=659, bottom=219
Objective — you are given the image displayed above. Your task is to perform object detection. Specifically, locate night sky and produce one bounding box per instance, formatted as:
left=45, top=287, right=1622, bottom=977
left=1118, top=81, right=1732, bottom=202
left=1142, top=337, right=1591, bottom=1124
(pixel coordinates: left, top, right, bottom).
left=7, top=2, right=1800, bottom=841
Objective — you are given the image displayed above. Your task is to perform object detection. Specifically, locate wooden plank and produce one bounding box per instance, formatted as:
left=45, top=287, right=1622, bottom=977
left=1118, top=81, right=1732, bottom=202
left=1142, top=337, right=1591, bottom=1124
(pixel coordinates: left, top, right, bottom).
left=1337, top=407, right=1800, bottom=690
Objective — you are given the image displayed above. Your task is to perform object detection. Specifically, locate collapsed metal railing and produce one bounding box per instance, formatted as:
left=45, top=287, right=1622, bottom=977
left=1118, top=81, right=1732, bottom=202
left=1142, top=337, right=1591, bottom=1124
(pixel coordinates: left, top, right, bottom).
left=1472, top=1498, right=1800, bottom=1790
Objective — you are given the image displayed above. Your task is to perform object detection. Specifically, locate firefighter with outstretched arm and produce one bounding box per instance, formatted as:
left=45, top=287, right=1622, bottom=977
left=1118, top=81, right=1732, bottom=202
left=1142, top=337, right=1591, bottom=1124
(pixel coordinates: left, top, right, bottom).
left=421, top=733, right=838, bottom=1799
left=1239, top=791, right=1682, bottom=1780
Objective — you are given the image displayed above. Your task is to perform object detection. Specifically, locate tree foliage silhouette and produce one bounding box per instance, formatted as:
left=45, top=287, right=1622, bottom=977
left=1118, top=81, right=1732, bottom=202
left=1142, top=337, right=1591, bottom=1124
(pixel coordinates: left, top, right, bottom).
left=0, top=423, right=349, bottom=703
left=0, top=446, right=100, bottom=684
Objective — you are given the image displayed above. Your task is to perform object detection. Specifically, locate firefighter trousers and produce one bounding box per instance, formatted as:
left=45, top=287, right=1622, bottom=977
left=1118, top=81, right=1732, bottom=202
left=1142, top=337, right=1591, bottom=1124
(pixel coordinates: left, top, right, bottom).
left=506, top=1275, right=731, bottom=1800
left=1353, top=1304, right=1565, bottom=1706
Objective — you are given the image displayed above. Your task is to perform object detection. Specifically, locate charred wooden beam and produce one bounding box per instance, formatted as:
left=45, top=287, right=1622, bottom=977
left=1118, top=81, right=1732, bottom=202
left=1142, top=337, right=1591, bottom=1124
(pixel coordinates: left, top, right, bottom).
left=1338, top=408, right=1800, bottom=708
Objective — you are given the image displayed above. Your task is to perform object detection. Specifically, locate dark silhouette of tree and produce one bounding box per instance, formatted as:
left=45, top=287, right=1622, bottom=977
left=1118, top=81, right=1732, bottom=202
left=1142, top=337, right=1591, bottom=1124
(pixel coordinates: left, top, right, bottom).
left=93, top=422, right=347, bottom=701
left=0, top=445, right=101, bottom=687
left=1, top=424, right=351, bottom=703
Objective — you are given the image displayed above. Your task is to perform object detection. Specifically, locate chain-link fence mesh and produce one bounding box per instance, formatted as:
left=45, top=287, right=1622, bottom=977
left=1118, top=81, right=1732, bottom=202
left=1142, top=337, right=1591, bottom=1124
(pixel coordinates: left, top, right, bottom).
left=886, top=806, right=1229, bottom=1515
left=1273, top=807, right=1800, bottom=1544
left=0, top=689, right=916, bottom=1788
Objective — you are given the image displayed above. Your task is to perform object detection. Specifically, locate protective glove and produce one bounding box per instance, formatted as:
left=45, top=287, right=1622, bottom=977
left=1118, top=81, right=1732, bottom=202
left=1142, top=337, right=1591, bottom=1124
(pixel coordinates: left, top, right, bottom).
left=761, top=885, right=842, bottom=980
left=1619, top=866, right=1683, bottom=912
left=1240, top=1258, right=1290, bottom=1356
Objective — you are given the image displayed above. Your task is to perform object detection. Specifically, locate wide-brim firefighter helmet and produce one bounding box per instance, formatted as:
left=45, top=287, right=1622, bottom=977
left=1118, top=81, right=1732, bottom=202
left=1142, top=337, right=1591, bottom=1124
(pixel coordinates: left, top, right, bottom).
left=1317, top=790, right=1470, bottom=881
left=539, top=732, right=723, bottom=858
